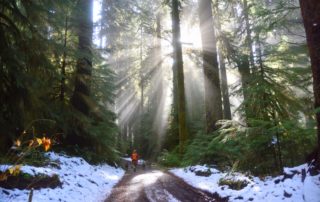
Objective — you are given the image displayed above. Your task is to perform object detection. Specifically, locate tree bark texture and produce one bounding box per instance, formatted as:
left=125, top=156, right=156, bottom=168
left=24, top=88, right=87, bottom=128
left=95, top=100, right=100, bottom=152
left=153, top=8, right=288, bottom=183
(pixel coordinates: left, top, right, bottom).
left=299, top=0, right=320, bottom=167
left=156, top=13, right=163, bottom=105
left=140, top=25, right=144, bottom=145
left=172, top=0, right=188, bottom=153
left=218, top=49, right=232, bottom=120
left=60, top=16, right=68, bottom=102
left=237, top=57, right=251, bottom=121
left=71, top=0, right=93, bottom=116
left=243, top=0, right=255, bottom=71
left=214, top=1, right=232, bottom=120
left=238, top=0, right=254, bottom=123
left=198, top=0, right=223, bottom=133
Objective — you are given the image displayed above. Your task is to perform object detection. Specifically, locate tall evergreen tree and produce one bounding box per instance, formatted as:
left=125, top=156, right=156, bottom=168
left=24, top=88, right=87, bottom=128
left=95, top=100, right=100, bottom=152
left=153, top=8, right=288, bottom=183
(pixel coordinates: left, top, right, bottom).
left=198, top=0, right=223, bottom=132
left=71, top=0, right=93, bottom=116
left=299, top=0, right=320, bottom=167
left=213, top=0, right=231, bottom=120
left=172, top=0, right=188, bottom=153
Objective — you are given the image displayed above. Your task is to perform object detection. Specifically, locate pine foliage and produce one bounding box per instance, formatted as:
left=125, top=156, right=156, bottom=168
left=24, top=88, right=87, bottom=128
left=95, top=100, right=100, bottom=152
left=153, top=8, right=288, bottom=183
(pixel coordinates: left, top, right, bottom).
left=0, top=0, right=118, bottom=163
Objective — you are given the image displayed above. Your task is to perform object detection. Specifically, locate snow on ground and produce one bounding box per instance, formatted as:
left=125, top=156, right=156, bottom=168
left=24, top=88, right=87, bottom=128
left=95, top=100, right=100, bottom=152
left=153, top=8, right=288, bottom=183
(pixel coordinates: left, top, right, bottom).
left=171, top=164, right=320, bottom=202
left=0, top=152, right=124, bottom=202
left=163, top=190, right=180, bottom=202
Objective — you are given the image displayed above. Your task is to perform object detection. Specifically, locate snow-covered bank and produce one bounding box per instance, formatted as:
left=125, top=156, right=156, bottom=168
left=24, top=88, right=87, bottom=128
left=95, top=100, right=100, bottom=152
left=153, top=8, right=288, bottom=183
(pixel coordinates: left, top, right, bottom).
left=0, top=152, right=124, bottom=202
left=171, top=164, right=320, bottom=202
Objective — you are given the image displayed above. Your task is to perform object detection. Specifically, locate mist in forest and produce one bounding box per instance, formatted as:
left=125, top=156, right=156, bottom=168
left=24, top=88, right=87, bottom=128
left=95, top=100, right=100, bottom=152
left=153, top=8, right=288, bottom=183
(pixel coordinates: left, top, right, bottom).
left=0, top=0, right=318, bottom=175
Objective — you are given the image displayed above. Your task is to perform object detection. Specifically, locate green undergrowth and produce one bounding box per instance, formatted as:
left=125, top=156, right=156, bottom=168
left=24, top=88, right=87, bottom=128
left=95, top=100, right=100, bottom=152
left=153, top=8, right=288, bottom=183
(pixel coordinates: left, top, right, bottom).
left=0, top=150, right=50, bottom=168
left=0, top=171, right=61, bottom=190
left=158, top=148, right=181, bottom=167
left=159, top=120, right=316, bottom=175
left=218, top=177, right=249, bottom=190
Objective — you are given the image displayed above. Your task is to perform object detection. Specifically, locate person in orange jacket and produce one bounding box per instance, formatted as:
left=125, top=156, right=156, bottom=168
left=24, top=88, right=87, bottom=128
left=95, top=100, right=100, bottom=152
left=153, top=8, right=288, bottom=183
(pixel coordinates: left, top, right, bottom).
left=131, top=149, right=139, bottom=171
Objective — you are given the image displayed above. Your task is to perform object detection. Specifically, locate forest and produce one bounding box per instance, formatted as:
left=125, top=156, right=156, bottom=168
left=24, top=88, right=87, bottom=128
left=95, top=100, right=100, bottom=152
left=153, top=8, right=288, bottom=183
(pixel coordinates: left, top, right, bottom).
left=0, top=0, right=320, bottom=201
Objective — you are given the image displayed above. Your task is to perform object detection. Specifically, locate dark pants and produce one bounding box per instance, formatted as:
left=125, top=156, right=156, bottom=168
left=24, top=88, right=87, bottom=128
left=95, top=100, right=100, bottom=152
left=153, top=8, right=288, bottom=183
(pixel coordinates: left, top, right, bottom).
left=132, top=160, right=138, bottom=167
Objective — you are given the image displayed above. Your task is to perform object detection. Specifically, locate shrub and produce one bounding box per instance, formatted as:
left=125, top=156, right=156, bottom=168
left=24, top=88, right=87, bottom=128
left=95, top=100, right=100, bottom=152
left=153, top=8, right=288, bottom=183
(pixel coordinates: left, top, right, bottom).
left=158, top=148, right=181, bottom=167
left=218, top=177, right=249, bottom=190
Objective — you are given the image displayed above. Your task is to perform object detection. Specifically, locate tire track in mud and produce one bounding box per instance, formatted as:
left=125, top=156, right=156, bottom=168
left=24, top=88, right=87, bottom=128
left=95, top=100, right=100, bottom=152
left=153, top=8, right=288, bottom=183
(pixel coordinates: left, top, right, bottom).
left=105, top=169, right=227, bottom=202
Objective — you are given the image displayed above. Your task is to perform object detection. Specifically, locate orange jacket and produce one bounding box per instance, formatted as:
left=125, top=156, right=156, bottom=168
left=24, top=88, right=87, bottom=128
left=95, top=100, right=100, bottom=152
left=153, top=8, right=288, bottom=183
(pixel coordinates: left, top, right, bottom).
left=131, top=152, right=138, bottom=161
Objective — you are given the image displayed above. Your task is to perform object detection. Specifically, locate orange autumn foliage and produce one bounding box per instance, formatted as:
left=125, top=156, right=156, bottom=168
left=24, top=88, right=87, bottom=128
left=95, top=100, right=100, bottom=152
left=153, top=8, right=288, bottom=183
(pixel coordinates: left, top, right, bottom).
left=42, top=137, right=51, bottom=151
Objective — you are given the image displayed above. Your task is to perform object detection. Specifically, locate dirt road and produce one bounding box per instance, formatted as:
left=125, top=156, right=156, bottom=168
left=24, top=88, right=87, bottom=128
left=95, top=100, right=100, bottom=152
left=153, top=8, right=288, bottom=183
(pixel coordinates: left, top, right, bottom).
left=105, top=169, right=227, bottom=202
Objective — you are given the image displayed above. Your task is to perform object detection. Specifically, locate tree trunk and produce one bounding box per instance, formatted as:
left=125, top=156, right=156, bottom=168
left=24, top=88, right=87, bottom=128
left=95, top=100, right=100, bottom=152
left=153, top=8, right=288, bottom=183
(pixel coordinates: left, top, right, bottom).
left=214, top=1, right=232, bottom=120
left=71, top=0, right=93, bottom=116
left=140, top=25, right=144, bottom=114
left=237, top=58, right=251, bottom=121
left=172, top=0, right=188, bottom=154
left=198, top=0, right=223, bottom=132
left=218, top=49, right=232, bottom=120
left=243, top=0, right=255, bottom=71
left=237, top=0, right=254, bottom=123
left=60, top=16, right=68, bottom=102
left=299, top=0, right=320, bottom=167
left=156, top=13, right=163, bottom=105
left=140, top=25, right=144, bottom=141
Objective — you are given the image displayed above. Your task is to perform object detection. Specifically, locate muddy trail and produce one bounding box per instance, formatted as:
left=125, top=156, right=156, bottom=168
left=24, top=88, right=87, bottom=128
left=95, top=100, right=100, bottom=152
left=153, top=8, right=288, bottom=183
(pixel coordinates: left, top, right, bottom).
left=105, top=167, right=227, bottom=202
